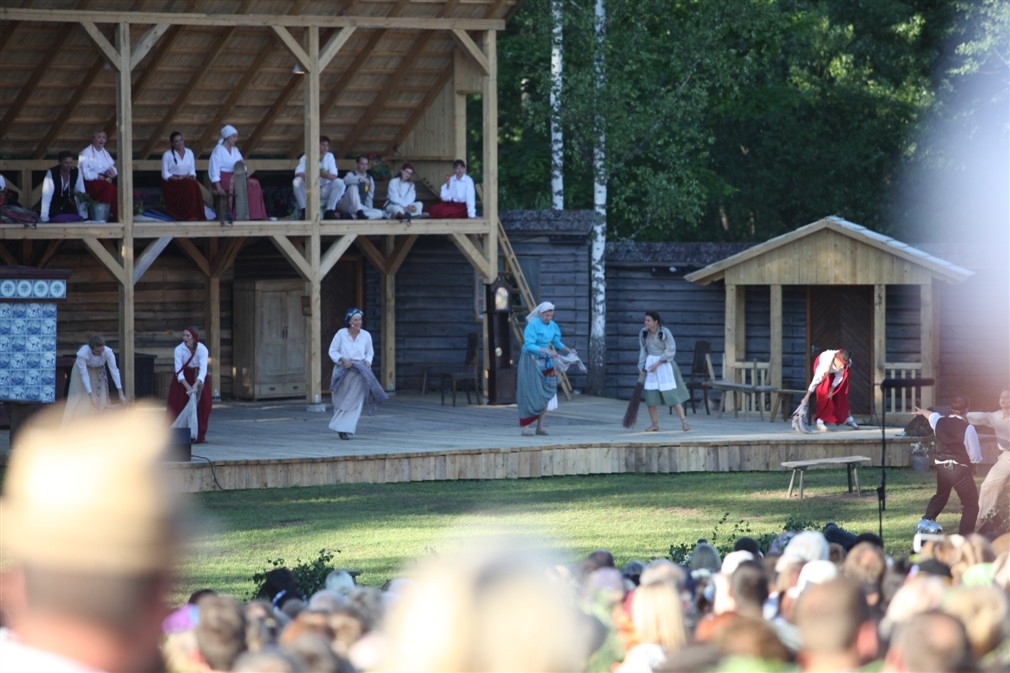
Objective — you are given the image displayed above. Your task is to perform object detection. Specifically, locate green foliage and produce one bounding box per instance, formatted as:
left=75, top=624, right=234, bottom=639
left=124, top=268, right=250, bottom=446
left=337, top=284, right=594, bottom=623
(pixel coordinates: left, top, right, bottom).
left=496, top=0, right=1006, bottom=242
left=249, top=548, right=339, bottom=600
left=668, top=512, right=823, bottom=564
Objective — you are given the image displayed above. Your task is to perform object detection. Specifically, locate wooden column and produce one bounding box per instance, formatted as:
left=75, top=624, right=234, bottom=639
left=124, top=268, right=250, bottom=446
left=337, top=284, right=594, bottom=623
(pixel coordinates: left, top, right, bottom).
left=873, top=283, right=886, bottom=421
left=483, top=29, right=498, bottom=279
left=305, top=26, right=324, bottom=409
left=770, top=284, right=782, bottom=388
left=921, top=280, right=936, bottom=408
left=381, top=236, right=396, bottom=391
left=115, top=21, right=136, bottom=398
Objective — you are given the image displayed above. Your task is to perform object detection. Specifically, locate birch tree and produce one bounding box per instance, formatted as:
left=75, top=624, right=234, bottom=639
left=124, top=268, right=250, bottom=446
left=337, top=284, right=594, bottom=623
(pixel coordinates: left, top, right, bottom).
left=585, top=0, right=607, bottom=394
left=550, top=0, right=564, bottom=210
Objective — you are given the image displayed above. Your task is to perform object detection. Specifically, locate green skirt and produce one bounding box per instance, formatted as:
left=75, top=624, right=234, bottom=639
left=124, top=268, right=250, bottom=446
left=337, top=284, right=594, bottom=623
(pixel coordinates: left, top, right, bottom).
left=642, top=363, right=690, bottom=407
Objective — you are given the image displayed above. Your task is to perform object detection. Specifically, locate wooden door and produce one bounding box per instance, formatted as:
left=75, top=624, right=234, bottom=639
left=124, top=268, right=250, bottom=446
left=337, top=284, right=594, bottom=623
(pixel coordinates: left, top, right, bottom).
left=807, top=286, right=873, bottom=416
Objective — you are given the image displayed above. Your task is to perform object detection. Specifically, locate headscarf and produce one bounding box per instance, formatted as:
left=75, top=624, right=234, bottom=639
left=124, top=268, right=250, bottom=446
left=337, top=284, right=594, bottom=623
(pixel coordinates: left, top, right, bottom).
left=219, top=124, right=238, bottom=145
left=526, top=301, right=555, bottom=323
left=344, top=307, right=363, bottom=327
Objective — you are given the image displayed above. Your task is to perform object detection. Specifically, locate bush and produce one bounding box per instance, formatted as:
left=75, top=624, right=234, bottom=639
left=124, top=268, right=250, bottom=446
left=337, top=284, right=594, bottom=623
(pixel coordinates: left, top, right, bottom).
left=249, top=548, right=339, bottom=600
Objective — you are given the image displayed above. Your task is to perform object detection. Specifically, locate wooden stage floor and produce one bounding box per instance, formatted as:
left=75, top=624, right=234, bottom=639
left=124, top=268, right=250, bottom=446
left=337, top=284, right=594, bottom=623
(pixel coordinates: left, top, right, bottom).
left=157, top=392, right=915, bottom=492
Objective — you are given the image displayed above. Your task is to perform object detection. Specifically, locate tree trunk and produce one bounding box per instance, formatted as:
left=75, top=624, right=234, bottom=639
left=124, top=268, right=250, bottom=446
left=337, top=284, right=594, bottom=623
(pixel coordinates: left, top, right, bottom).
left=586, top=0, right=607, bottom=395
left=550, top=0, right=564, bottom=210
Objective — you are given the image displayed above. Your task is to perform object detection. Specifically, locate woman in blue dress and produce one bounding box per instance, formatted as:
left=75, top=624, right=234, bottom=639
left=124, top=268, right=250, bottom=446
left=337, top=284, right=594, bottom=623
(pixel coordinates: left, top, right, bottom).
left=518, top=301, right=577, bottom=436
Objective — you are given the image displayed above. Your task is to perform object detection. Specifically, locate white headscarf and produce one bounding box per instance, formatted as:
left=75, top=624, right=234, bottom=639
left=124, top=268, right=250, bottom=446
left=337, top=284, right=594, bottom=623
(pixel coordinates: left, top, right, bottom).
left=526, top=301, right=555, bottom=323
left=219, top=124, right=238, bottom=145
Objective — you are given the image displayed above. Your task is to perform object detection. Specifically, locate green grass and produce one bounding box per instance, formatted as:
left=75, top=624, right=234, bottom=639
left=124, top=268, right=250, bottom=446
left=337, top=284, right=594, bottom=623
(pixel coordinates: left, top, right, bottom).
left=177, top=467, right=948, bottom=605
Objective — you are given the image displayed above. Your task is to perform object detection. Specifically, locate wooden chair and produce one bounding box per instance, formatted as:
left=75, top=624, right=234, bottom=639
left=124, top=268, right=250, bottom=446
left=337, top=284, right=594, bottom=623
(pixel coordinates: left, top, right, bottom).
left=441, top=332, right=482, bottom=406
left=672, top=340, right=712, bottom=415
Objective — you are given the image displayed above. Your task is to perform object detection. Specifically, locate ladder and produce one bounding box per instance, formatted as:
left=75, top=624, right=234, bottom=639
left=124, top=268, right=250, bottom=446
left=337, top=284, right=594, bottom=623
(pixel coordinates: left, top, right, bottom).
left=497, top=218, right=572, bottom=400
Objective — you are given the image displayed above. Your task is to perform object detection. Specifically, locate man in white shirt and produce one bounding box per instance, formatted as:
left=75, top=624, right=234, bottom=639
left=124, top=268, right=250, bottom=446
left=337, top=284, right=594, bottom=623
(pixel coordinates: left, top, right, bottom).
left=337, top=155, right=384, bottom=220
left=429, top=159, right=477, bottom=219
left=292, top=135, right=344, bottom=220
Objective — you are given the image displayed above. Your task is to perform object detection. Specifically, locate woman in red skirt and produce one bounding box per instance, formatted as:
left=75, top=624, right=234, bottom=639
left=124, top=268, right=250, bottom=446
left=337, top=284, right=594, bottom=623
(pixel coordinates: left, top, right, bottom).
left=167, top=326, right=213, bottom=443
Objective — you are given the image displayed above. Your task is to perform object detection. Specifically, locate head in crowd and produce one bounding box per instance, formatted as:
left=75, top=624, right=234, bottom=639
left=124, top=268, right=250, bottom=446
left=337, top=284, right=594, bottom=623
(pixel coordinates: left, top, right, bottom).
left=794, top=577, right=877, bottom=672
left=379, top=539, right=594, bottom=672
left=943, top=585, right=1010, bottom=661
left=453, top=159, right=466, bottom=170
left=630, top=580, right=689, bottom=654
left=950, top=534, right=995, bottom=584
left=733, top=536, right=763, bottom=557
left=707, top=614, right=791, bottom=664
left=690, top=540, right=722, bottom=573
left=730, top=560, right=769, bottom=619
left=883, top=610, right=974, bottom=673
left=260, top=567, right=306, bottom=613
left=0, top=405, right=184, bottom=672
left=195, top=594, right=247, bottom=672
left=232, top=648, right=306, bottom=673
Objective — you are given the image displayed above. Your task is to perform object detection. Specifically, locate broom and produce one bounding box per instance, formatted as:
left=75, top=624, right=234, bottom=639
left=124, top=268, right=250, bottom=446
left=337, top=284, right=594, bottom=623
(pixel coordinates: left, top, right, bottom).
left=622, top=371, right=647, bottom=428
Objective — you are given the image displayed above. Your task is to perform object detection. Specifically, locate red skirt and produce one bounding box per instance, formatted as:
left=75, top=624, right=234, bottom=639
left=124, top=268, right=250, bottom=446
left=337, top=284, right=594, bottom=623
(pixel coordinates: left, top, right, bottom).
left=84, top=179, right=118, bottom=218
left=428, top=201, right=468, bottom=219
left=162, top=179, right=207, bottom=221
left=166, top=369, right=213, bottom=443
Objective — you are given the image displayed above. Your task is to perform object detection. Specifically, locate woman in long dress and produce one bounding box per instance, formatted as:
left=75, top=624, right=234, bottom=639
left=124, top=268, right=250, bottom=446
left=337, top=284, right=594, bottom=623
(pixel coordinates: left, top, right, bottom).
left=161, top=131, right=206, bottom=221
left=166, top=326, right=212, bottom=443
left=329, top=308, right=387, bottom=439
left=208, top=124, right=268, bottom=222
left=62, top=334, right=127, bottom=423
left=638, top=311, right=690, bottom=432
left=517, top=301, right=576, bottom=436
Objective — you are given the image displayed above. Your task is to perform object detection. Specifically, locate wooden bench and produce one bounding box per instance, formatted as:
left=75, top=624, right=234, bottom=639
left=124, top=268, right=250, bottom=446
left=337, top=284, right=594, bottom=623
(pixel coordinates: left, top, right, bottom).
left=771, top=388, right=808, bottom=423
left=781, top=455, right=872, bottom=498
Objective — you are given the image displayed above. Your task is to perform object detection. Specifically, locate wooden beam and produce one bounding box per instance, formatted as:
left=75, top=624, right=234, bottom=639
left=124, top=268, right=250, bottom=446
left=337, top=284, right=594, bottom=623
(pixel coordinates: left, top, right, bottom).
left=130, top=23, right=170, bottom=69
left=173, top=238, right=211, bottom=276
left=35, top=240, right=64, bottom=269
left=115, top=21, right=137, bottom=398
left=920, top=280, right=936, bottom=409
left=770, top=284, right=782, bottom=389
left=320, top=235, right=357, bottom=277
left=353, top=236, right=389, bottom=275
left=0, top=24, right=75, bottom=140
left=82, top=237, right=126, bottom=284
left=0, top=8, right=506, bottom=31
left=381, top=236, right=396, bottom=391
left=133, top=236, right=173, bottom=283
left=81, top=21, right=122, bottom=70
left=0, top=243, right=18, bottom=266
left=451, top=28, right=489, bottom=75
left=271, top=25, right=310, bottom=69
left=33, top=60, right=105, bottom=159
left=482, top=29, right=498, bottom=277
left=244, top=77, right=304, bottom=156
left=388, top=69, right=453, bottom=157
left=210, top=238, right=246, bottom=277
left=384, top=234, right=417, bottom=276
left=138, top=27, right=237, bottom=159
left=319, top=26, right=355, bottom=70
left=270, top=234, right=312, bottom=279
left=324, top=31, right=386, bottom=159
left=874, top=283, right=887, bottom=420
left=449, top=232, right=490, bottom=273
left=724, top=284, right=738, bottom=387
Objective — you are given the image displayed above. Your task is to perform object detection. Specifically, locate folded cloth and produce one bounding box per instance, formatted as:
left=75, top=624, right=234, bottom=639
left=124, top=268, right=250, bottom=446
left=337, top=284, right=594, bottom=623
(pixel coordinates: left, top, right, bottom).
left=791, top=399, right=813, bottom=434
left=553, top=351, right=586, bottom=374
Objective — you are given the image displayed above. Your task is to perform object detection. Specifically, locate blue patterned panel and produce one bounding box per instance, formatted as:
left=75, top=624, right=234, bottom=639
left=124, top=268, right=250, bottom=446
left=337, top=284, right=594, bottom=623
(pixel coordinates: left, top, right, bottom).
left=0, top=300, right=58, bottom=402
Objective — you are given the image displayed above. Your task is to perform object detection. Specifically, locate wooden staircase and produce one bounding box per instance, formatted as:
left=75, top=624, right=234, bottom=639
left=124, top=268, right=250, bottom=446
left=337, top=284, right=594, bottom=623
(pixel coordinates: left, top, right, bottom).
left=496, top=219, right=572, bottom=400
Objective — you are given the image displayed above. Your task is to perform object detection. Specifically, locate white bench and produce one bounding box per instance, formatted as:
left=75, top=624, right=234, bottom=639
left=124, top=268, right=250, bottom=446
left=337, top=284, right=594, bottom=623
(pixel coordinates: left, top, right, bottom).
left=781, top=455, right=872, bottom=498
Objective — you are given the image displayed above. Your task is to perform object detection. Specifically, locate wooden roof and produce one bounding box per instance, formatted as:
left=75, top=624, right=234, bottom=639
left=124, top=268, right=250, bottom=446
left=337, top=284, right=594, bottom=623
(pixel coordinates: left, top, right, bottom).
left=684, top=216, right=974, bottom=286
left=0, top=0, right=516, bottom=162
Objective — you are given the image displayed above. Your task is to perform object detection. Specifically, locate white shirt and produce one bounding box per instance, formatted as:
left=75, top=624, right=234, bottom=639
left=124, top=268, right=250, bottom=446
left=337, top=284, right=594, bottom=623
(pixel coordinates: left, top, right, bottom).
left=384, top=176, right=417, bottom=209
left=295, top=152, right=338, bottom=182
left=174, top=342, right=209, bottom=383
left=161, top=147, right=197, bottom=181
left=208, top=144, right=243, bottom=183
left=328, top=328, right=373, bottom=367
left=74, top=344, right=123, bottom=393
left=439, top=174, right=476, bottom=218
left=78, top=144, right=117, bottom=182
left=808, top=349, right=847, bottom=393
left=0, top=637, right=105, bottom=672
left=927, top=411, right=983, bottom=464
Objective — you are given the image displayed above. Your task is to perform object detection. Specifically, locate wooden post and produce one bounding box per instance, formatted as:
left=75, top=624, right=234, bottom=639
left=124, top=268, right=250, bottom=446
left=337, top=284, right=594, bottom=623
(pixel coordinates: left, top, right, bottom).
left=724, top=284, right=737, bottom=410
left=874, top=283, right=886, bottom=421
left=381, top=236, right=396, bottom=391
left=305, top=26, right=324, bottom=409
left=115, top=22, right=136, bottom=399
left=770, top=284, right=782, bottom=388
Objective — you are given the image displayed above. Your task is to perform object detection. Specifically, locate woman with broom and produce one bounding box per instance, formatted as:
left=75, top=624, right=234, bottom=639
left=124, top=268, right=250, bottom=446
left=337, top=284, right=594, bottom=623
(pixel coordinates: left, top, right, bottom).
left=637, top=311, right=691, bottom=432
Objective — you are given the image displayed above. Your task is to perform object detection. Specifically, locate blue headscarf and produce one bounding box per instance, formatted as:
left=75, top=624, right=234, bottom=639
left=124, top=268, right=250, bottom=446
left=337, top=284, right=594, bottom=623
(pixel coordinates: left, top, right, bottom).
left=344, top=307, right=363, bottom=327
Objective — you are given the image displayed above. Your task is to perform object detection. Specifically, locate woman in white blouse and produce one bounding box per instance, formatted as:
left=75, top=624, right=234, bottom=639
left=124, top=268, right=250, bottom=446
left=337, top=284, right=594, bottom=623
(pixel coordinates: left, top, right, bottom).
left=166, top=326, right=212, bottom=443
left=78, top=130, right=119, bottom=220
left=328, top=308, right=387, bottom=439
left=161, top=131, right=206, bottom=221
left=62, top=334, right=127, bottom=423
left=208, top=124, right=268, bottom=222
left=383, top=163, right=424, bottom=219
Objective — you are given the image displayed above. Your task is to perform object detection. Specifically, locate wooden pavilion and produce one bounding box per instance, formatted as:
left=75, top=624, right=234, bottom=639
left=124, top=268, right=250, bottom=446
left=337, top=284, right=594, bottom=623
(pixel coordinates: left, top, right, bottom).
left=0, top=0, right=518, bottom=404
left=685, top=216, right=975, bottom=418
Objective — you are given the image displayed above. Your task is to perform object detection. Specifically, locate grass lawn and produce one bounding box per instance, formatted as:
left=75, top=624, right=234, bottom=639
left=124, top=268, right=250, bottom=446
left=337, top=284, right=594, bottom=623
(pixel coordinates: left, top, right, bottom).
left=177, top=467, right=955, bottom=605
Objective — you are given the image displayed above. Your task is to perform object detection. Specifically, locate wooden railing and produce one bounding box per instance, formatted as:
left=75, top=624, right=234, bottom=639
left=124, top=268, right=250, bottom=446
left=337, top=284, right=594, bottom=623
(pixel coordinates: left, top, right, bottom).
left=883, top=361, right=924, bottom=413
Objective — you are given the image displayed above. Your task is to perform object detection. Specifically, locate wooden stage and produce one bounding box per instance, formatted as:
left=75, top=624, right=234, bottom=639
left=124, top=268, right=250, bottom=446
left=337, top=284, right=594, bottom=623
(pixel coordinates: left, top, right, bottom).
left=152, top=393, right=916, bottom=493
